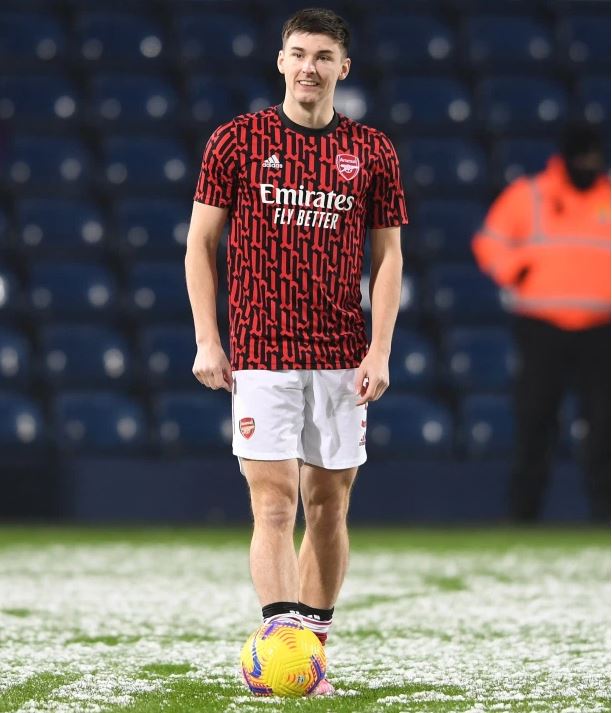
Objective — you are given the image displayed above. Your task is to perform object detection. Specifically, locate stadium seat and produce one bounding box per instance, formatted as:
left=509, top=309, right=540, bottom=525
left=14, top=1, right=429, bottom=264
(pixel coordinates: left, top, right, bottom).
left=397, top=139, right=488, bottom=196
left=176, top=14, right=259, bottom=66
left=477, top=77, right=569, bottom=134
left=54, top=391, right=147, bottom=452
left=40, top=325, right=132, bottom=389
left=154, top=391, right=232, bottom=452
left=368, top=15, right=455, bottom=70
left=0, top=267, right=21, bottom=319
left=491, top=138, right=556, bottom=187
left=574, top=76, right=610, bottom=125
left=0, top=327, right=30, bottom=388
left=28, top=262, right=118, bottom=319
left=0, top=392, right=46, bottom=449
left=232, top=77, right=278, bottom=116
left=114, top=199, right=189, bottom=259
left=0, top=75, right=79, bottom=127
left=559, top=15, right=610, bottom=71
left=443, top=327, right=516, bottom=392
left=381, top=78, right=473, bottom=132
left=389, top=328, right=437, bottom=392
left=465, top=16, right=554, bottom=70
left=332, top=81, right=375, bottom=124
left=186, top=76, right=239, bottom=125
left=127, top=262, right=190, bottom=321
left=90, top=74, right=179, bottom=126
left=3, top=137, right=92, bottom=192
left=15, top=199, right=107, bottom=257
left=414, top=199, right=486, bottom=262
left=0, top=208, right=9, bottom=251
left=75, top=12, right=166, bottom=67
left=367, top=394, right=454, bottom=458
left=460, top=394, right=514, bottom=458
left=425, top=264, right=506, bottom=324
left=102, top=137, right=190, bottom=192
left=0, top=12, right=66, bottom=67
left=139, top=325, right=196, bottom=389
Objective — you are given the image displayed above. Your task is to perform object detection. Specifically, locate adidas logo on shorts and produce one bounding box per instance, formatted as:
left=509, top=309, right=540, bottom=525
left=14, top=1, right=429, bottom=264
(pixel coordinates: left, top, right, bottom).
left=262, top=154, right=283, bottom=169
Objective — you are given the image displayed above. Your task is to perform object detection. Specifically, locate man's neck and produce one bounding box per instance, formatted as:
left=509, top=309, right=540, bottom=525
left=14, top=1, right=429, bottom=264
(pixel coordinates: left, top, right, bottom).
left=282, top=98, right=335, bottom=129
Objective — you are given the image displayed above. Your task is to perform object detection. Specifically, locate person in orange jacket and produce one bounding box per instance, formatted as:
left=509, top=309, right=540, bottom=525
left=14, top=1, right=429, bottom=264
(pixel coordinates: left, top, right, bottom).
left=473, top=123, right=610, bottom=521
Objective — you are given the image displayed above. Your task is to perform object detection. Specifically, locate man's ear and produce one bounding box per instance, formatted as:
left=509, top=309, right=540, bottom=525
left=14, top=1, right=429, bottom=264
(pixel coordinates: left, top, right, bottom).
left=339, top=57, right=351, bottom=81
left=277, top=49, right=285, bottom=74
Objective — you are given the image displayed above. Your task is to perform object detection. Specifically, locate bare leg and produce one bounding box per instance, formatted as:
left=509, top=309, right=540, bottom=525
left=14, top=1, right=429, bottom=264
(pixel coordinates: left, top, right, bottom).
left=298, top=464, right=358, bottom=608
left=242, top=458, right=300, bottom=606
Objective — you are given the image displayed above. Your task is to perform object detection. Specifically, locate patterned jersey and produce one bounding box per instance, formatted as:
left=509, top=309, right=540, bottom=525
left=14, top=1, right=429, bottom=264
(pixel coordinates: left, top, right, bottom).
left=194, top=104, right=408, bottom=370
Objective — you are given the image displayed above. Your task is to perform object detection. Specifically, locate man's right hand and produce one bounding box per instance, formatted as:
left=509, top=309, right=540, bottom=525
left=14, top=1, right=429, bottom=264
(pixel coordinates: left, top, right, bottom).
left=192, top=342, right=232, bottom=392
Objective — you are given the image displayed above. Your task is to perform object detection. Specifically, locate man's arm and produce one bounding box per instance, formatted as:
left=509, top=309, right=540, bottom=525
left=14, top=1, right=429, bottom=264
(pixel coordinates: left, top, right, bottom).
left=355, top=226, right=403, bottom=406
left=185, top=201, right=232, bottom=391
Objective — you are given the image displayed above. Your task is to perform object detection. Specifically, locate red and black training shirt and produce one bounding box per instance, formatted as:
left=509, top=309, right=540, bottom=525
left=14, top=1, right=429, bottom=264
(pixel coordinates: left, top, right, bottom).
left=194, top=104, right=408, bottom=370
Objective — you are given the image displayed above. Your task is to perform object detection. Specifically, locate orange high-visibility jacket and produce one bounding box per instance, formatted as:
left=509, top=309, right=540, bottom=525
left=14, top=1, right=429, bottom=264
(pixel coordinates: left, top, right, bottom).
left=472, top=155, right=611, bottom=330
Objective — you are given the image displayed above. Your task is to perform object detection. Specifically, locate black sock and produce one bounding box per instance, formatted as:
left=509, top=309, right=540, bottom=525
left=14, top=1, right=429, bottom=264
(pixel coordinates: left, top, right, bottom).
left=261, top=601, right=300, bottom=621
left=298, top=602, right=334, bottom=621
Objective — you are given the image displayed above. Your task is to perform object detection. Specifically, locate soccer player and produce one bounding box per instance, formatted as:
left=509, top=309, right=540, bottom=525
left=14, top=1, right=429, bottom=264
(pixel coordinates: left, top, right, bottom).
left=185, top=7, right=408, bottom=694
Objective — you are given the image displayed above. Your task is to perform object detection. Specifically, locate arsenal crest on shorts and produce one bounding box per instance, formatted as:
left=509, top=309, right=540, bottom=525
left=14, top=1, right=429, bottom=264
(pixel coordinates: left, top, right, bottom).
left=336, top=153, right=360, bottom=181
left=239, top=417, right=255, bottom=439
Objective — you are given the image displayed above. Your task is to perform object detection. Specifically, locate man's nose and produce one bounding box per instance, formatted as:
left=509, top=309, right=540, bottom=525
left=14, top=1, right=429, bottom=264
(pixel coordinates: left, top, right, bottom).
left=301, top=58, right=316, bottom=73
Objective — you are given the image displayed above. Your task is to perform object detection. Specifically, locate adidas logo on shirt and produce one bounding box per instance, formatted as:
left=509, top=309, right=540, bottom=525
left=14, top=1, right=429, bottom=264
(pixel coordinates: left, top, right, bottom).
left=262, top=154, right=283, bottom=169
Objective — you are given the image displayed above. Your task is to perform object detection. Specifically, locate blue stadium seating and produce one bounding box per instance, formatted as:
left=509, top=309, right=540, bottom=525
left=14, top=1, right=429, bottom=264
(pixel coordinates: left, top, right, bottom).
left=425, top=265, right=506, bottom=324
left=369, top=15, right=455, bottom=70
left=176, top=14, right=259, bottom=66
left=0, top=208, right=8, bottom=251
left=414, top=199, right=485, bottom=262
left=28, top=263, right=118, bottom=319
left=398, top=139, right=488, bottom=196
left=127, top=262, right=190, bottom=321
left=90, top=74, right=179, bottom=127
left=154, top=392, right=232, bottom=452
left=477, top=77, right=569, bottom=134
left=0, top=267, right=21, bottom=319
left=382, top=78, right=473, bottom=132
left=460, top=394, right=514, bottom=459
left=186, top=76, right=238, bottom=125
left=575, top=76, right=610, bottom=125
left=15, top=199, right=107, bottom=257
left=0, top=392, right=46, bottom=450
left=0, top=327, right=30, bottom=388
left=491, top=138, right=556, bottom=187
left=75, top=12, right=166, bottom=66
left=102, top=137, right=189, bottom=191
left=333, top=81, right=375, bottom=125
left=0, top=12, right=66, bottom=67
left=3, top=137, right=92, bottom=192
left=40, top=325, right=132, bottom=389
left=139, top=326, right=196, bottom=389
left=54, top=392, right=147, bottom=452
left=232, top=77, right=278, bottom=116
left=443, top=327, right=516, bottom=392
left=390, top=328, right=437, bottom=392
left=0, top=75, right=79, bottom=127
left=367, top=394, right=454, bottom=457
left=465, top=16, right=555, bottom=70
left=560, top=15, right=610, bottom=71
left=114, top=199, right=189, bottom=259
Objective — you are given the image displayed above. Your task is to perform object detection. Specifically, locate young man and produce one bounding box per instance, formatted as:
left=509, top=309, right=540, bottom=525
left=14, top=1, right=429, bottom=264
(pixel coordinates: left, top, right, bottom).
left=185, top=8, right=408, bottom=694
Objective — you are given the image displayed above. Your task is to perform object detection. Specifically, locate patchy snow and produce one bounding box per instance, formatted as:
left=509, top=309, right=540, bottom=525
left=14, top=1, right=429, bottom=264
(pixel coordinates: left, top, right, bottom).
left=0, top=540, right=609, bottom=712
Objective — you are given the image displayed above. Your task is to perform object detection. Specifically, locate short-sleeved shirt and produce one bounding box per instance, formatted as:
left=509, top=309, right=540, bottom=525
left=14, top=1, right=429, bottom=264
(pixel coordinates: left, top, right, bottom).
left=194, top=104, right=408, bottom=370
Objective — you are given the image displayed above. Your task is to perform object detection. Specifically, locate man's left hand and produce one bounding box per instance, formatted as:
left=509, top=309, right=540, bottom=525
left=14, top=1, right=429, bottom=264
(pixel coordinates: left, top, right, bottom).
left=354, top=348, right=390, bottom=406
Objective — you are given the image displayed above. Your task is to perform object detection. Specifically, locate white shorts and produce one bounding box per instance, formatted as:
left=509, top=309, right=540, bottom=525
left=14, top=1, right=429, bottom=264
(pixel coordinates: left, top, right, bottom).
left=231, top=369, right=367, bottom=471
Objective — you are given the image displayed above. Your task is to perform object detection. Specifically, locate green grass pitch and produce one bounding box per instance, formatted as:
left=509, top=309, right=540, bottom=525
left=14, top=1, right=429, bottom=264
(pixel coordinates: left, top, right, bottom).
left=0, top=527, right=609, bottom=712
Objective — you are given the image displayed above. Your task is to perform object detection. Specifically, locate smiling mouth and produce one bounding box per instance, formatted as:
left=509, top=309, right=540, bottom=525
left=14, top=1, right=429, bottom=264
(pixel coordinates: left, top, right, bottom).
left=297, top=80, right=319, bottom=86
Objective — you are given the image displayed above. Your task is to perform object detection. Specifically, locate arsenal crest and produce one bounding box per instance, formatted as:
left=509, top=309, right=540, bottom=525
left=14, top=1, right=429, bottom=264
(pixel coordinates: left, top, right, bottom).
left=239, top=417, right=255, bottom=439
left=336, top=153, right=360, bottom=181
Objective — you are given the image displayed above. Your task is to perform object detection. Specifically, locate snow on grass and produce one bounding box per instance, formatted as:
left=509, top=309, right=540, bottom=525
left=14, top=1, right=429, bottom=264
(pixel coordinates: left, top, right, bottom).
left=0, top=534, right=609, bottom=712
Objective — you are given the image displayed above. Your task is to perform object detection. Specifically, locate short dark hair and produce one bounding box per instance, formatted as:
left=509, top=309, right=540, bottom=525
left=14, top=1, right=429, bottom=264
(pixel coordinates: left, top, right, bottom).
left=281, top=8, right=350, bottom=56
left=560, top=121, right=603, bottom=161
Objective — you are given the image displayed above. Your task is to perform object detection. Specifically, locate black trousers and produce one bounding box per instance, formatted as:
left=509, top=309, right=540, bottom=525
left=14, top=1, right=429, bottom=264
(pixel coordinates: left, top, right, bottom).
left=510, top=316, right=611, bottom=522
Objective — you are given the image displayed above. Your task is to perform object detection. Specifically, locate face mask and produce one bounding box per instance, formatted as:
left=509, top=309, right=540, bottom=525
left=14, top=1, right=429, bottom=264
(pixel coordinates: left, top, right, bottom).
left=565, top=162, right=600, bottom=191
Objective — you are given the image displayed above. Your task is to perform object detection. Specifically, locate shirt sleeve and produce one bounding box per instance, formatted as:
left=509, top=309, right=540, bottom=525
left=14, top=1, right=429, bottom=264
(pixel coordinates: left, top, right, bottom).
left=193, top=120, right=237, bottom=208
left=367, top=132, right=409, bottom=229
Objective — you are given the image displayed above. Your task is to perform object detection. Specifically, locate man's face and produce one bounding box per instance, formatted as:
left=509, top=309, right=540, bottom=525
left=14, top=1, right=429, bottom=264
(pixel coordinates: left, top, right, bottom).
left=277, top=32, right=350, bottom=107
